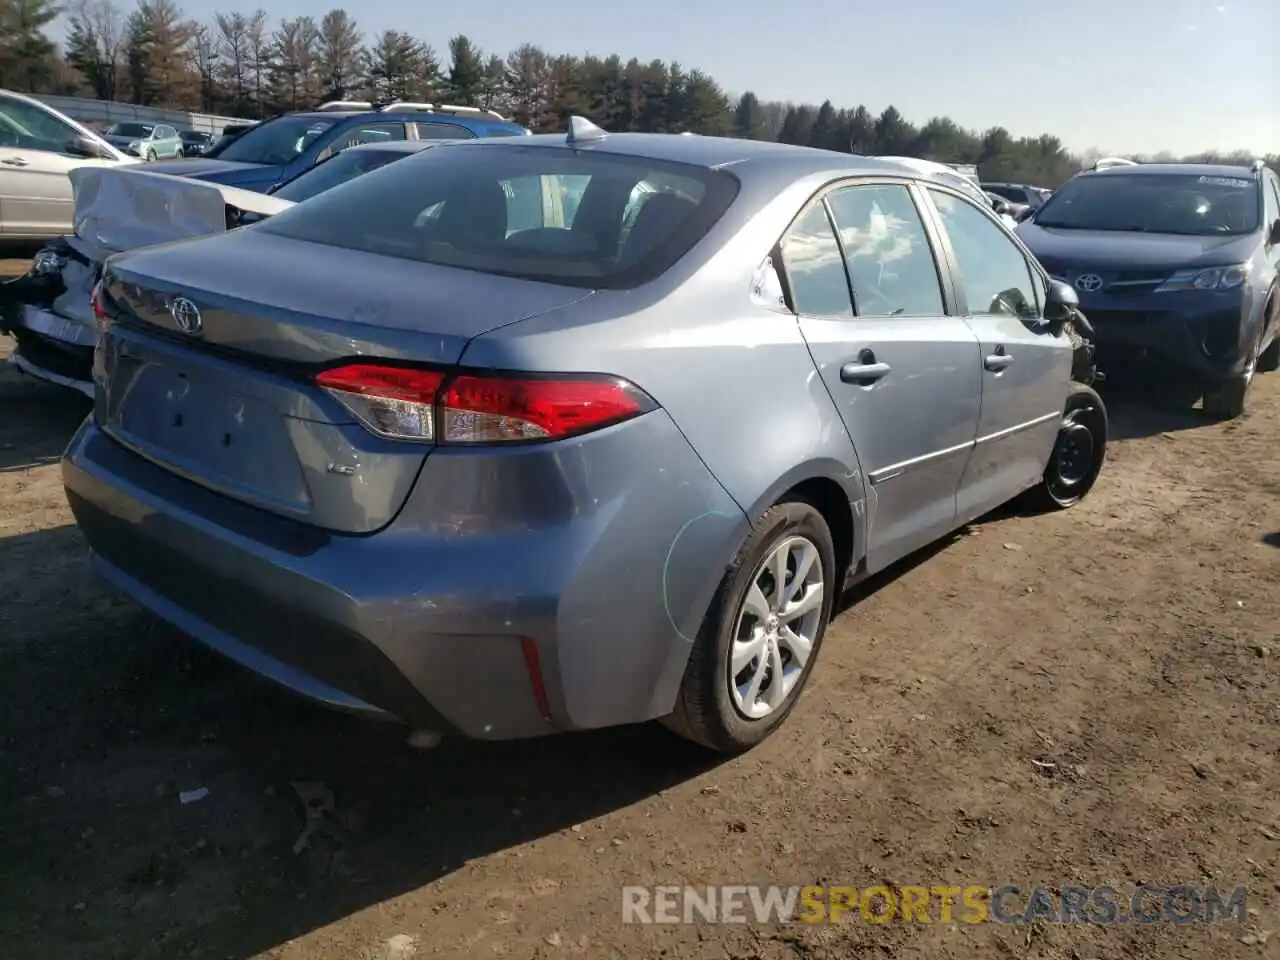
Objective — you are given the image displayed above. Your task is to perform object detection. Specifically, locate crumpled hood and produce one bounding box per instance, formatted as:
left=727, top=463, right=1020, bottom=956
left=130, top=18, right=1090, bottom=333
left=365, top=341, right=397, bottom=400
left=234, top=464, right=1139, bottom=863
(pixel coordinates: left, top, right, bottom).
left=1017, top=222, right=1257, bottom=271
left=143, top=157, right=285, bottom=192
left=69, top=166, right=294, bottom=258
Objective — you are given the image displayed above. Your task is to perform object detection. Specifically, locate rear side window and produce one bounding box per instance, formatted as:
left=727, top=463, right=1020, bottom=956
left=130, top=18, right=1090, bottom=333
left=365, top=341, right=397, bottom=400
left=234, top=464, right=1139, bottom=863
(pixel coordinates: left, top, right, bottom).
left=415, top=122, right=475, bottom=140
left=778, top=204, right=853, bottom=318
left=257, top=144, right=740, bottom=289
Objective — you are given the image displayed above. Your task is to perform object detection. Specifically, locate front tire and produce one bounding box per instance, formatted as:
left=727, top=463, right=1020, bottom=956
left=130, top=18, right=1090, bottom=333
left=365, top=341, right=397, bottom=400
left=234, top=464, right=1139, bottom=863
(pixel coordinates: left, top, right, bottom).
left=663, top=500, right=836, bottom=754
left=1026, top=383, right=1108, bottom=511
left=145, top=149, right=156, bottom=162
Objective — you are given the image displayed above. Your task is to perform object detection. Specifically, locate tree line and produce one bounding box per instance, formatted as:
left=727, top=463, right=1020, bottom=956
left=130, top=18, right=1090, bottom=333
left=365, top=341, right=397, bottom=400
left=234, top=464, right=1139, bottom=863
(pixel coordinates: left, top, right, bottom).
left=2, top=0, right=1276, bottom=186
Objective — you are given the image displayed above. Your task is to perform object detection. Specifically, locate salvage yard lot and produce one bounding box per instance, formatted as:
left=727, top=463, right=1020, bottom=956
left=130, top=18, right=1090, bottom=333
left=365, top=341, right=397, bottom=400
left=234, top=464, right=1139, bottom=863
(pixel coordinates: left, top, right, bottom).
left=1, top=259, right=1278, bottom=959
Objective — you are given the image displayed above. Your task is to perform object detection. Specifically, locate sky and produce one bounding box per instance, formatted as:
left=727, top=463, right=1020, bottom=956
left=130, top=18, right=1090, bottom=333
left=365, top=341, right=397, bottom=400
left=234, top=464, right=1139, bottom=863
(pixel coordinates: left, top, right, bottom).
left=73, top=0, right=1280, bottom=155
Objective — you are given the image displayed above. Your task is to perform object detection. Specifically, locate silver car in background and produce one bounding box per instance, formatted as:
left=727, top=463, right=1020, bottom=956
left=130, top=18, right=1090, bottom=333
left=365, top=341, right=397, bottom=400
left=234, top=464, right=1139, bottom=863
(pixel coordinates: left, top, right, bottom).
left=0, top=88, right=138, bottom=239
left=63, top=120, right=1107, bottom=755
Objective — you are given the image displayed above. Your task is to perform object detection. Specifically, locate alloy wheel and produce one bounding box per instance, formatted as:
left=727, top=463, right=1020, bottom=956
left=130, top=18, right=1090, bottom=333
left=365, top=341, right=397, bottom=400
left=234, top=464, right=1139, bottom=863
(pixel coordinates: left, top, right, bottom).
left=728, top=535, right=825, bottom=721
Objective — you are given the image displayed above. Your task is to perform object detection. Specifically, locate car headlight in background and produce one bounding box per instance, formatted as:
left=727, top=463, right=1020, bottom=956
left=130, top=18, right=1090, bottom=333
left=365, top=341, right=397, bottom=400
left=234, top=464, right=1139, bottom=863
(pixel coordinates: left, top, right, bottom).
left=128, top=140, right=141, bottom=154
left=31, top=249, right=66, bottom=277
left=1155, top=264, right=1250, bottom=293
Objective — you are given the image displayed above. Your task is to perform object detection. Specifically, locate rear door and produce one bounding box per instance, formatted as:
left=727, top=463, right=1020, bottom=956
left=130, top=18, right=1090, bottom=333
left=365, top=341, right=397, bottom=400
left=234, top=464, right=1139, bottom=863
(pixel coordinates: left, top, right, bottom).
left=922, top=186, right=1072, bottom=523
left=782, top=180, right=983, bottom=574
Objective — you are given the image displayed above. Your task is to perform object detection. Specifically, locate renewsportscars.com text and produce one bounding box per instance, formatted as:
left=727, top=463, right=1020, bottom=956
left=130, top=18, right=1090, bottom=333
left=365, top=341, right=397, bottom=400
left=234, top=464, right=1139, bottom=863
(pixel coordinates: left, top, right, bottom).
left=621, top=884, right=1247, bottom=925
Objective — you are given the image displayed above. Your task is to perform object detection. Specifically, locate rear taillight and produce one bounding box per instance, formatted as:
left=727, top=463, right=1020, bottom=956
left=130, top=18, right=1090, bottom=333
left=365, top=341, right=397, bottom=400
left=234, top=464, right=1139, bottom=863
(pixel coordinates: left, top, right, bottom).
left=91, top=280, right=111, bottom=325
left=314, top=364, right=447, bottom=441
left=314, top=363, right=655, bottom=444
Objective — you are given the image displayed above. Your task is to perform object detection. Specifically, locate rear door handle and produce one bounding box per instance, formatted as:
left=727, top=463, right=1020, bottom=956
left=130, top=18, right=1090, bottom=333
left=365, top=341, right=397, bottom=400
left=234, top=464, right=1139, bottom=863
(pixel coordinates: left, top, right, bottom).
left=984, top=352, right=1014, bottom=371
left=1, top=157, right=29, bottom=167
left=840, top=352, right=892, bottom=385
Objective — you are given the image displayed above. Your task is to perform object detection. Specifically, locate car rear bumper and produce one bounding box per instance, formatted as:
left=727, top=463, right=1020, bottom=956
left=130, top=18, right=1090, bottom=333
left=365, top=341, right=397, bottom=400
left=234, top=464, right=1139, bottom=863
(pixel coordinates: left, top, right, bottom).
left=63, top=412, right=747, bottom=740
left=5, top=307, right=95, bottom=397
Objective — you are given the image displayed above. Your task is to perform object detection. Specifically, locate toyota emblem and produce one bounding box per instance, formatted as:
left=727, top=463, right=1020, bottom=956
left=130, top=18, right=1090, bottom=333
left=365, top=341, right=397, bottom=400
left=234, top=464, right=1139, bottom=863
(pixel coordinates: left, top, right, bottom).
left=1074, top=273, right=1104, bottom=293
left=170, top=296, right=202, bottom=336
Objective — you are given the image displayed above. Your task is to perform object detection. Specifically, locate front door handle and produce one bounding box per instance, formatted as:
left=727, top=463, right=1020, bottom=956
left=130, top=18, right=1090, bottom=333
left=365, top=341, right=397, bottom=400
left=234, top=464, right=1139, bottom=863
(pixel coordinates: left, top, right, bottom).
left=1, top=157, right=29, bottom=167
left=984, top=351, right=1014, bottom=372
left=840, top=349, right=892, bottom=385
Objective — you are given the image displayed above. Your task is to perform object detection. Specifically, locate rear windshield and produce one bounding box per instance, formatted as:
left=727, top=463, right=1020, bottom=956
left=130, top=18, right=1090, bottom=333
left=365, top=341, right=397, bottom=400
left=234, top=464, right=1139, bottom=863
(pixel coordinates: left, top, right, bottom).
left=216, top=116, right=336, bottom=165
left=271, top=147, right=417, bottom=203
left=108, top=123, right=153, bottom=137
left=256, top=143, right=740, bottom=289
left=1034, top=173, right=1261, bottom=235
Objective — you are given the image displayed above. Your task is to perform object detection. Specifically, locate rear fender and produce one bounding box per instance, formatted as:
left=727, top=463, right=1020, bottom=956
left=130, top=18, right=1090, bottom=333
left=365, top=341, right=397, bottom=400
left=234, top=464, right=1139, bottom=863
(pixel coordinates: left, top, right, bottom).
left=744, top=458, right=868, bottom=583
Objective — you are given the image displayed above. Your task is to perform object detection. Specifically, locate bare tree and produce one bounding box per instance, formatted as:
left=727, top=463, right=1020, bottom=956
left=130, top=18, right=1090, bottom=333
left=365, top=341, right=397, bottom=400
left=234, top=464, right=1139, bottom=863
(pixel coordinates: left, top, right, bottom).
left=243, top=8, right=269, bottom=117
left=190, top=21, right=218, bottom=111
left=269, top=16, right=319, bottom=108
left=214, top=11, right=248, bottom=108
left=64, top=0, right=126, bottom=100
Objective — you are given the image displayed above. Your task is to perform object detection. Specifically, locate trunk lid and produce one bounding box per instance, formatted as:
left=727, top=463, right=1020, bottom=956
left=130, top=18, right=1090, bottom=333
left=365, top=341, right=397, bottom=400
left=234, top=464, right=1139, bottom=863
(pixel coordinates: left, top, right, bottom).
left=96, top=229, right=594, bottom=533
left=70, top=166, right=293, bottom=257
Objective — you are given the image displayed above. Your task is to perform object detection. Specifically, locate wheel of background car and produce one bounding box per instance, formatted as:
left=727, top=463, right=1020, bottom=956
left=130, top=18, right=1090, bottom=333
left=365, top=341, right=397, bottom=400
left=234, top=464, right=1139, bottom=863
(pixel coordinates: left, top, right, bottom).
left=663, top=498, right=835, bottom=753
left=145, top=148, right=156, bottom=161
left=1258, top=302, right=1280, bottom=373
left=1203, top=328, right=1261, bottom=420
left=1025, top=384, right=1108, bottom=510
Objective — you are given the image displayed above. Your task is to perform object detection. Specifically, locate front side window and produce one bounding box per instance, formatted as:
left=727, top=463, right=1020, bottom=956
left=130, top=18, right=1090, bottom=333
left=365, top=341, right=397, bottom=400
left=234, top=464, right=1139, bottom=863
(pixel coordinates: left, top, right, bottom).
left=1034, top=173, right=1261, bottom=236
left=257, top=144, right=739, bottom=289
left=929, top=189, right=1041, bottom=319
left=1263, top=174, right=1279, bottom=230
left=0, top=95, right=76, bottom=153
left=826, top=183, right=945, bottom=317
left=272, top=148, right=414, bottom=203
left=315, top=122, right=407, bottom=163
left=777, top=204, right=853, bottom=318
left=216, top=116, right=336, bottom=165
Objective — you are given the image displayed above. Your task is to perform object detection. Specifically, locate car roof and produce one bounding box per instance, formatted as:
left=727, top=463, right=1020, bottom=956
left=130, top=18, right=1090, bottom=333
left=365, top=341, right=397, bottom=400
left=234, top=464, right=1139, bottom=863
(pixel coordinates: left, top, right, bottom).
left=286, top=108, right=523, bottom=131
left=1083, top=162, right=1261, bottom=180
left=344, top=140, right=439, bottom=155
left=448, top=132, right=944, bottom=182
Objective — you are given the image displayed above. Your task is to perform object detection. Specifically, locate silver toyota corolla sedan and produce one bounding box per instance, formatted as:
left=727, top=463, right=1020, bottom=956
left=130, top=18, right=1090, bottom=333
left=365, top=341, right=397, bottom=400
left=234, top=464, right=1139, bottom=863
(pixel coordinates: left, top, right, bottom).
left=62, top=119, right=1107, bottom=754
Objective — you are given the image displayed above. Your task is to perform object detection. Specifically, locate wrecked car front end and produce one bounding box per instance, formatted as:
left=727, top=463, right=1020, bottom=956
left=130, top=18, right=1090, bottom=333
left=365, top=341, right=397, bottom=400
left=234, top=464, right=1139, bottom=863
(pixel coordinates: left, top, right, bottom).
left=2, top=167, right=293, bottom=398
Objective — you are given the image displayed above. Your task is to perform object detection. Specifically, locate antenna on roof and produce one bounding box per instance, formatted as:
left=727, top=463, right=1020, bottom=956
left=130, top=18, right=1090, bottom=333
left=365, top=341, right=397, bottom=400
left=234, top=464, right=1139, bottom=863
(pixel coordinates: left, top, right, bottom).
left=566, top=116, right=607, bottom=145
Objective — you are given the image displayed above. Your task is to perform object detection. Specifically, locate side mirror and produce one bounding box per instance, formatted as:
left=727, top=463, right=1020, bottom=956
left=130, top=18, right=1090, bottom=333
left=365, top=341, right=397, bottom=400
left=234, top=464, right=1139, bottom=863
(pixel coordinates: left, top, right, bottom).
left=1015, top=206, right=1036, bottom=223
left=990, top=197, right=1010, bottom=216
left=66, top=134, right=107, bottom=159
left=1043, top=278, right=1079, bottom=323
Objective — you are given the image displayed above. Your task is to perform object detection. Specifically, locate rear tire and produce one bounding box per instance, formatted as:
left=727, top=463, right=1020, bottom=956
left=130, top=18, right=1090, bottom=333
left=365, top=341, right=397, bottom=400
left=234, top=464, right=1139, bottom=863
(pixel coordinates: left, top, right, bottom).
left=663, top=499, right=835, bottom=754
left=1259, top=338, right=1280, bottom=374
left=1025, top=383, right=1107, bottom=511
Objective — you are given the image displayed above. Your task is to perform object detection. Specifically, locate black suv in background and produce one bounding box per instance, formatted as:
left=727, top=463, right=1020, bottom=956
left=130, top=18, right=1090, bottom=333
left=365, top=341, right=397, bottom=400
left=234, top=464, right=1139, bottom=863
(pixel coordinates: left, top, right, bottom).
left=1016, top=161, right=1280, bottom=418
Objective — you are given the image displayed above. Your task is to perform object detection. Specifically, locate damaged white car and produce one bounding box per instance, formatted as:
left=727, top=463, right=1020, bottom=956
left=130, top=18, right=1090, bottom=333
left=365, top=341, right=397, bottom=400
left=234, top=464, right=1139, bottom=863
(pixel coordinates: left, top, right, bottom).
left=1, top=166, right=293, bottom=397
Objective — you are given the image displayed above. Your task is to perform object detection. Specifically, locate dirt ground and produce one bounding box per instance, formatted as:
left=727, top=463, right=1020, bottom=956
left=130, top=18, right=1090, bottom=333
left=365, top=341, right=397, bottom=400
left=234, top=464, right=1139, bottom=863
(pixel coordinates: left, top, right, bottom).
left=1, top=255, right=1279, bottom=960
